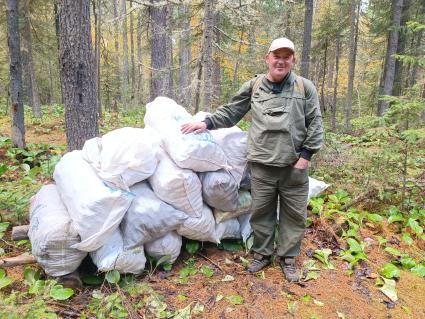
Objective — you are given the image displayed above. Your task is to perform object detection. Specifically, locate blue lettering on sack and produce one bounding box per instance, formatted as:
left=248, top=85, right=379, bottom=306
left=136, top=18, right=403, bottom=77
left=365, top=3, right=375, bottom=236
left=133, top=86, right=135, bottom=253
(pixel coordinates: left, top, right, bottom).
left=102, top=182, right=136, bottom=197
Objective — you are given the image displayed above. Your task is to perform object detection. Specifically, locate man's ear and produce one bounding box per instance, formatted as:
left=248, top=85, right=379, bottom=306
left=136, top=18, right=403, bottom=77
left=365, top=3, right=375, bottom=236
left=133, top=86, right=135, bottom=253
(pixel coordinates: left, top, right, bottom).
left=265, top=53, right=270, bottom=64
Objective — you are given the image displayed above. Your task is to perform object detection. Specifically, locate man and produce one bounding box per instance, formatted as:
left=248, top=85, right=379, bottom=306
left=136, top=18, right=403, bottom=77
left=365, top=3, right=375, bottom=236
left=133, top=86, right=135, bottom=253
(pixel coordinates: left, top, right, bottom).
left=181, top=37, right=323, bottom=282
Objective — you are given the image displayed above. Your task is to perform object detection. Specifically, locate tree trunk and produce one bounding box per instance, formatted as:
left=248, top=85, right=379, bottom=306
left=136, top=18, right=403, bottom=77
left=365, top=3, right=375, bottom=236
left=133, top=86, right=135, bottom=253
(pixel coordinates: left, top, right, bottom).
left=301, top=0, right=313, bottom=78
left=331, top=7, right=341, bottom=132
left=178, top=4, right=192, bottom=109
left=58, top=0, right=99, bottom=151
left=92, top=0, right=102, bottom=118
left=201, top=0, right=215, bottom=112
left=166, top=4, right=174, bottom=99
left=129, top=0, right=135, bottom=105
left=136, top=9, right=144, bottom=106
left=121, top=0, right=129, bottom=107
left=54, top=1, right=63, bottom=104
left=345, top=0, right=358, bottom=132
left=150, top=0, right=171, bottom=100
left=232, top=28, right=245, bottom=90
left=377, top=0, right=404, bottom=116
left=212, top=12, right=221, bottom=108
left=320, top=40, right=328, bottom=114
left=193, top=47, right=203, bottom=114
left=22, top=0, right=41, bottom=117
left=48, top=59, right=54, bottom=104
left=393, top=0, right=410, bottom=96
left=409, top=25, right=423, bottom=87
left=112, top=0, right=120, bottom=106
left=6, top=0, right=25, bottom=148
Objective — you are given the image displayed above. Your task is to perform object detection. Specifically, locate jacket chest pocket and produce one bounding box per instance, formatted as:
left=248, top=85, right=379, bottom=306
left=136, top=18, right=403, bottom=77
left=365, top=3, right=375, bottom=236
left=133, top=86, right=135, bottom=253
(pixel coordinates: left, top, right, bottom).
left=261, top=97, right=291, bottom=132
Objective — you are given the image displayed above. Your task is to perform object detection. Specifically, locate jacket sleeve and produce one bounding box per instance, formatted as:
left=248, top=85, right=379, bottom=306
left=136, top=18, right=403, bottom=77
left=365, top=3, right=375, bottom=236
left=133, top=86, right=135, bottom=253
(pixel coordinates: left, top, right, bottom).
left=300, top=79, right=324, bottom=159
left=207, top=79, right=253, bottom=129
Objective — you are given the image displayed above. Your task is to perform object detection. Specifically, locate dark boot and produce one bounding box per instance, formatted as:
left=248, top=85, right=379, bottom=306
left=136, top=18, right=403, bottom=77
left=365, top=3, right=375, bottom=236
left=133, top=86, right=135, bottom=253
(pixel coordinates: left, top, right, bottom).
left=280, top=257, right=300, bottom=282
left=246, top=253, right=271, bottom=273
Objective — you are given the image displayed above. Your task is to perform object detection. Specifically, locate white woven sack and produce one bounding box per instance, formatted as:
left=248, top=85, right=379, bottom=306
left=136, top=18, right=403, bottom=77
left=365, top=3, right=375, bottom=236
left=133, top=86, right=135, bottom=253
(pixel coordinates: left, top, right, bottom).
left=82, top=127, right=159, bottom=190
left=215, top=218, right=241, bottom=242
left=209, top=127, right=248, bottom=185
left=213, top=190, right=252, bottom=223
left=28, top=184, right=87, bottom=277
left=145, top=231, right=182, bottom=264
left=90, top=229, right=146, bottom=274
left=199, top=169, right=239, bottom=211
left=122, top=182, right=188, bottom=248
left=308, top=177, right=329, bottom=200
left=145, top=96, right=229, bottom=172
left=177, top=204, right=217, bottom=243
left=149, top=148, right=203, bottom=217
left=54, top=150, right=134, bottom=252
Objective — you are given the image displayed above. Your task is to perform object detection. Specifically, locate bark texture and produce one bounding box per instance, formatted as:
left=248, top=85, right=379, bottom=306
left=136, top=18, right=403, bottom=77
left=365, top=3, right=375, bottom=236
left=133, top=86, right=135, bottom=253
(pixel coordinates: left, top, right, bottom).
left=301, top=0, right=313, bottom=78
left=6, top=0, right=25, bottom=148
left=58, top=0, right=99, bottom=151
left=22, top=0, right=41, bottom=117
left=345, top=0, right=359, bottom=131
left=201, top=0, right=215, bottom=112
left=178, top=4, right=192, bottom=109
left=150, top=0, right=172, bottom=100
left=378, top=0, right=404, bottom=116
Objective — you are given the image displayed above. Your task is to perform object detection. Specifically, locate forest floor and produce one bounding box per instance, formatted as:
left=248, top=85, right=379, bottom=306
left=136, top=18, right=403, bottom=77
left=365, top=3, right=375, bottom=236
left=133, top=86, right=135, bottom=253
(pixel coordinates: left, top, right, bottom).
left=0, top=110, right=424, bottom=319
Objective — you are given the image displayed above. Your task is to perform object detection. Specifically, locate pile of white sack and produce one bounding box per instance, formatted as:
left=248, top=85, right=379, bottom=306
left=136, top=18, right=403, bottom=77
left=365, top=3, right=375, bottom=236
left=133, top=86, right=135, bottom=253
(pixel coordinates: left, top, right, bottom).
left=28, top=96, right=329, bottom=277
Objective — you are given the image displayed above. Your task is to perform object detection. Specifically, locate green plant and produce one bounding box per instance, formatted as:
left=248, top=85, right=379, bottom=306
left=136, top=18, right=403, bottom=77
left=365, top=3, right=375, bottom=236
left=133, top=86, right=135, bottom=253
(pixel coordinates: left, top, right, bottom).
left=313, top=248, right=335, bottom=269
left=339, top=238, right=368, bottom=270
left=185, top=240, right=200, bottom=254
left=0, top=269, right=13, bottom=290
left=87, top=290, right=128, bottom=319
left=178, top=258, right=198, bottom=284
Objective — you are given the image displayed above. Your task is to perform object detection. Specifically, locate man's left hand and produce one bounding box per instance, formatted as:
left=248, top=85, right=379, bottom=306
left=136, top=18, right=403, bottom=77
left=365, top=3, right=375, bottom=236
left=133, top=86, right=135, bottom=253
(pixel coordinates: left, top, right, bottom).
left=293, top=157, right=309, bottom=169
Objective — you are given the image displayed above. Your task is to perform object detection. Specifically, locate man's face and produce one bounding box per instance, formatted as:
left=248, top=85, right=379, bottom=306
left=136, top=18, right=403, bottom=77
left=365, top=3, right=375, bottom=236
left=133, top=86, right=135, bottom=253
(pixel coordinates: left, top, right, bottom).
left=265, top=48, right=295, bottom=82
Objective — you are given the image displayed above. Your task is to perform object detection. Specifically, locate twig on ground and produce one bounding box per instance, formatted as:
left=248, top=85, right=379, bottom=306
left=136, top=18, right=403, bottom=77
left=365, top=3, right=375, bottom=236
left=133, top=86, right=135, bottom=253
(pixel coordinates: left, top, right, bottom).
left=0, top=252, right=36, bottom=267
left=196, top=252, right=224, bottom=273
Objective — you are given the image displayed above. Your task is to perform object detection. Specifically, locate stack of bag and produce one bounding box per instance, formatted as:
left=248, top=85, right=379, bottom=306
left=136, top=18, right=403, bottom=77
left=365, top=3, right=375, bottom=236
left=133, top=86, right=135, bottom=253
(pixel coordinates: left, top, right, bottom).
left=28, top=96, right=329, bottom=277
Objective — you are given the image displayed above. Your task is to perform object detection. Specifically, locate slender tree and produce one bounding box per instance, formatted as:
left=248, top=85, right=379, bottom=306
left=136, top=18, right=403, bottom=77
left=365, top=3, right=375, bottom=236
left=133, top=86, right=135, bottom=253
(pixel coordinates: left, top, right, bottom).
left=136, top=8, right=144, bottom=105
left=301, top=0, right=313, bottom=78
left=331, top=1, right=342, bottom=132
left=112, top=0, right=120, bottom=109
left=92, top=0, right=102, bottom=118
left=232, top=27, right=245, bottom=90
left=166, top=3, right=174, bottom=99
left=150, top=0, right=171, bottom=100
left=121, top=0, right=129, bottom=107
left=201, top=0, right=215, bottom=112
left=6, top=0, right=25, bottom=148
left=129, top=0, right=135, bottom=104
left=58, top=0, right=99, bottom=151
left=345, top=0, right=359, bottom=131
left=178, top=3, right=192, bottom=109
left=393, top=0, right=410, bottom=96
left=212, top=11, right=222, bottom=108
left=22, top=0, right=41, bottom=117
left=377, top=0, right=404, bottom=116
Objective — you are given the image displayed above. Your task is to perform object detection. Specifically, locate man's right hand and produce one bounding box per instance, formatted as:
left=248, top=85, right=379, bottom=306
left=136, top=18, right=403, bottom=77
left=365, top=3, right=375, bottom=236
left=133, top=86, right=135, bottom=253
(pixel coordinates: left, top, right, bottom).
left=180, top=121, right=207, bottom=134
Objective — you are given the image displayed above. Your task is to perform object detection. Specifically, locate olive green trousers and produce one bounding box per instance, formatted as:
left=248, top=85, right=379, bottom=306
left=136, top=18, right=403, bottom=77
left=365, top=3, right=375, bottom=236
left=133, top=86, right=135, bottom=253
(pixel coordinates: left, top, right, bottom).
left=249, top=162, right=309, bottom=257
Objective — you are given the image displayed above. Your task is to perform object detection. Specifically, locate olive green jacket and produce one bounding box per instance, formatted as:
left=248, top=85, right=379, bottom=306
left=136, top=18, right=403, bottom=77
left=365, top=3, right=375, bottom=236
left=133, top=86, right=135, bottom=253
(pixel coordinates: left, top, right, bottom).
left=207, top=71, right=324, bottom=167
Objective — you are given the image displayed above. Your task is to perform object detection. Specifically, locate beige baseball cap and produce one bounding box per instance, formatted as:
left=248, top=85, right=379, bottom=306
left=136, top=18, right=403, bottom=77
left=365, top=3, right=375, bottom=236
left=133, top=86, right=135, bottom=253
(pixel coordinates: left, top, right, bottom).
left=268, top=37, right=295, bottom=53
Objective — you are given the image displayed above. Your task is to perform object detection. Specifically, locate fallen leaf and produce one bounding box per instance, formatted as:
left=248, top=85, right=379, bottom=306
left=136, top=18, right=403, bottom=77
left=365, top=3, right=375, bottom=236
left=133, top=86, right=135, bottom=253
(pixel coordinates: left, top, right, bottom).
left=379, top=277, right=398, bottom=302
left=222, top=275, right=235, bottom=282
